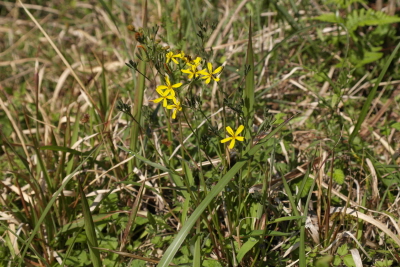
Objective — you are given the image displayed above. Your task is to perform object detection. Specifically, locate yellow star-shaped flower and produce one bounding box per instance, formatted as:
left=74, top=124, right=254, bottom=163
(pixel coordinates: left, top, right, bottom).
left=166, top=97, right=182, bottom=119
left=151, top=87, right=175, bottom=107
left=220, top=125, right=245, bottom=149
left=166, top=51, right=181, bottom=64
left=181, top=65, right=200, bottom=80
left=157, top=76, right=182, bottom=93
left=198, top=62, right=223, bottom=84
left=184, top=56, right=202, bottom=67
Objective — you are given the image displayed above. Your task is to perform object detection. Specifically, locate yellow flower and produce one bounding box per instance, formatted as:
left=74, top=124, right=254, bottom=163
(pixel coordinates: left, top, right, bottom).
left=181, top=65, right=200, bottom=80
left=166, top=51, right=181, bottom=64
left=198, top=62, right=223, bottom=84
left=151, top=87, right=175, bottom=107
left=183, top=56, right=202, bottom=67
left=166, top=97, right=182, bottom=119
left=220, top=125, right=245, bottom=149
left=176, top=50, right=185, bottom=59
left=157, top=76, right=182, bottom=93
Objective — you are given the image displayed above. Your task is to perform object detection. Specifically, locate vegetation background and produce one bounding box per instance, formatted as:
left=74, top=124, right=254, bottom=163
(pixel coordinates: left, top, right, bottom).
left=1, top=0, right=400, bottom=266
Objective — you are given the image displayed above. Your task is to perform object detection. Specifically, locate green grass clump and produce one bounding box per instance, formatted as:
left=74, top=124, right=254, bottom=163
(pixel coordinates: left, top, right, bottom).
left=1, top=0, right=400, bottom=266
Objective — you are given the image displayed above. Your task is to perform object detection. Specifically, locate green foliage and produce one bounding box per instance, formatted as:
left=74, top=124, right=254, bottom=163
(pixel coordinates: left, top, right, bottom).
left=333, top=169, right=345, bottom=185
left=314, top=6, right=400, bottom=68
left=315, top=9, right=400, bottom=31
left=326, top=0, right=366, bottom=9
left=375, top=259, right=394, bottom=267
left=333, top=244, right=356, bottom=267
left=315, top=255, right=333, bottom=267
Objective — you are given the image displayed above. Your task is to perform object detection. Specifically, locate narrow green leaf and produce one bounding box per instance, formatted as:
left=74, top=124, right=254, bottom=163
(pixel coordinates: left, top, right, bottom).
left=268, top=215, right=305, bottom=223
left=128, top=0, right=148, bottom=171
left=58, top=213, right=117, bottom=233
left=243, top=19, right=255, bottom=142
left=40, top=145, right=91, bottom=156
left=243, top=230, right=293, bottom=237
left=119, top=146, right=172, bottom=173
left=78, top=182, right=101, bottom=267
left=237, top=238, right=258, bottom=262
left=192, top=232, right=201, bottom=267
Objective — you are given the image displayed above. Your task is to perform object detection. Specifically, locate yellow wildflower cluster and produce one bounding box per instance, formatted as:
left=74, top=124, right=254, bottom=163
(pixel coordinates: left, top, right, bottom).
left=152, top=50, right=243, bottom=149
left=150, top=50, right=223, bottom=120
left=167, top=50, right=223, bottom=83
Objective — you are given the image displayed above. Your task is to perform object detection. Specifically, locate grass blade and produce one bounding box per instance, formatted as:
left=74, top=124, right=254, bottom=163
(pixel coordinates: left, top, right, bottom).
left=243, top=19, right=255, bottom=142
left=128, top=0, right=148, bottom=171
left=78, top=182, right=102, bottom=267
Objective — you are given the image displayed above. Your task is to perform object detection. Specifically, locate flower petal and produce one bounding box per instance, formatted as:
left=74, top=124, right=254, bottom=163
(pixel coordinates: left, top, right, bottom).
left=205, top=77, right=211, bottom=84
left=165, top=76, right=171, bottom=86
left=157, top=85, right=168, bottom=91
left=197, top=69, right=208, bottom=75
left=235, top=125, right=244, bottom=135
left=228, top=139, right=236, bottom=149
left=213, top=66, right=223, bottom=74
left=226, top=126, right=234, bottom=136
left=164, top=89, right=175, bottom=97
left=172, top=83, right=182, bottom=88
left=162, top=99, right=168, bottom=107
left=171, top=109, right=177, bottom=119
left=152, top=97, right=163, bottom=103
left=213, top=77, right=220, bottom=82
left=207, top=62, right=212, bottom=72
left=235, top=136, right=244, bottom=141
left=220, top=137, right=232, bottom=143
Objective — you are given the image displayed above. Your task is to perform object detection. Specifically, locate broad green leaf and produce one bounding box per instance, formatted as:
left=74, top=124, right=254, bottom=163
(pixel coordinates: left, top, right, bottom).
left=375, top=260, right=393, bottom=267
left=356, top=51, right=383, bottom=67
left=203, top=260, right=223, bottom=267
left=343, top=254, right=356, bottom=267
left=315, top=255, right=333, bottom=267
left=273, top=113, right=286, bottom=125
left=391, top=122, right=400, bottom=131
left=333, top=255, right=342, bottom=266
left=337, top=244, right=348, bottom=256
